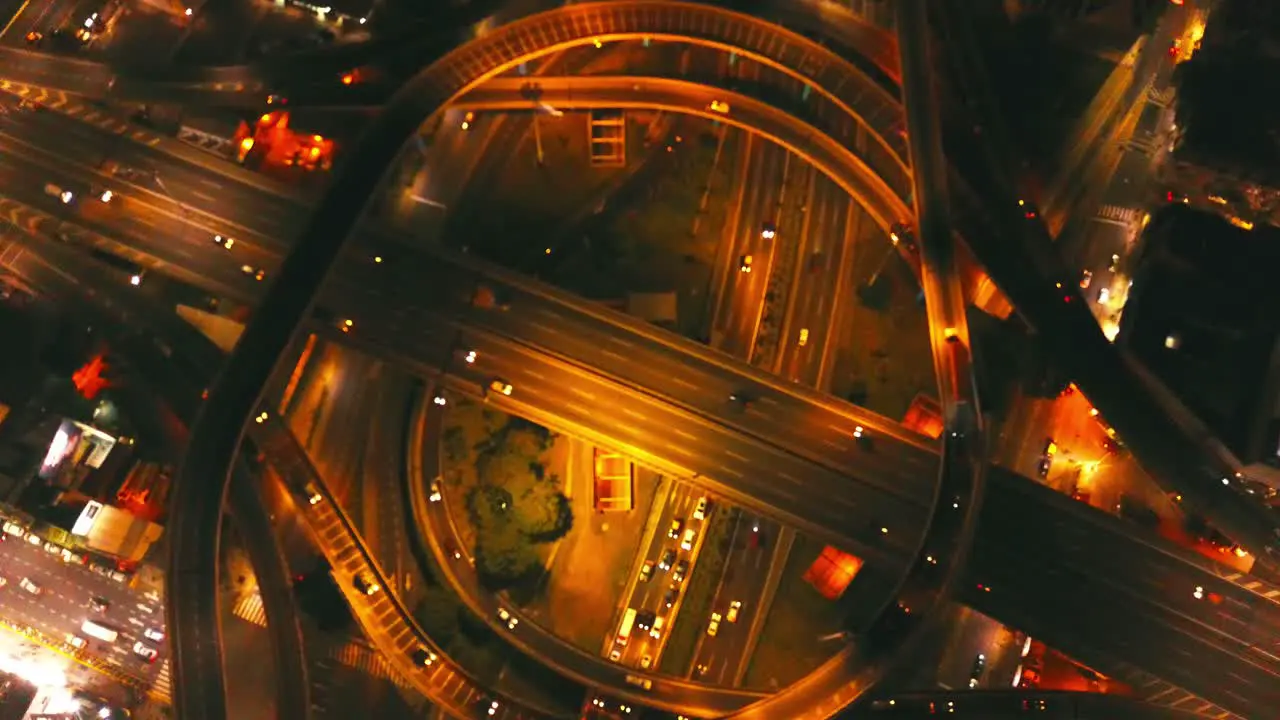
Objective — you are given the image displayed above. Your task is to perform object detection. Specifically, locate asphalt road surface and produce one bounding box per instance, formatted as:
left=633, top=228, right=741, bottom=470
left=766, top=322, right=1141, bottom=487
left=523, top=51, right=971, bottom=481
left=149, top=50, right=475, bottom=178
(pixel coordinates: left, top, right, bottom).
left=0, top=529, right=168, bottom=687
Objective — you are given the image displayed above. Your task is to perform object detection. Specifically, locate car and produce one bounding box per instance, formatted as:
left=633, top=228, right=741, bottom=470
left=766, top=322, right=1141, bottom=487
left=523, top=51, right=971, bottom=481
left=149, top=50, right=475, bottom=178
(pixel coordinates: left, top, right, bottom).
left=304, top=483, right=323, bottom=505
left=969, top=653, right=986, bottom=688
left=708, top=100, right=731, bottom=114
left=726, top=600, right=742, bottom=623
left=0, top=577, right=6, bottom=588
left=135, top=603, right=155, bottom=615
left=428, top=480, right=442, bottom=502
left=667, top=519, right=683, bottom=539
left=662, top=587, right=678, bottom=609
left=240, top=265, right=267, bottom=281
left=461, top=111, right=475, bottom=130
left=19, top=578, right=39, bottom=595
left=624, top=675, right=652, bottom=691
left=1108, top=253, right=1121, bottom=272
left=635, top=610, right=655, bottom=632
left=89, top=597, right=109, bottom=613
left=1037, top=456, right=1052, bottom=478
left=1043, top=438, right=1057, bottom=457
left=143, top=628, right=165, bottom=643
left=680, top=527, right=697, bottom=551
left=266, top=94, right=288, bottom=106
left=638, top=561, right=654, bottom=583
left=672, top=559, right=689, bottom=583
left=798, top=328, right=809, bottom=347
left=738, top=254, right=753, bottom=273
left=353, top=572, right=380, bottom=596
left=65, top=634, right=86, bottom=649
left=132, top=642, right=158, bottom=663
left=1098, top=287, right=1111, bottom=304
left=213, top=235, right=235, bottom=249
left=1079, top=270, right=1093, bottom=289
left=411, top=647, right=438, bottom=666
left=24, top=30, right=43, bottom=45
left=97, top=189, right=114, bottom=203
left=609, top=648, right=622, bottom=662
left=43, top=541, right=59, bottom=555
left=692, top=496, right=708, bottom=521
left=707, top=612, right=722, bottom=637
left=649, top=616, right=665, bottom=639
left=497, top=607, right=518, bottom=630
left=639, top=654, right=652, bottom=669
left=760, top=221, right=776, bottom=239
left=657, top=549, right=675, bottom=571
left=488, top=379, right=513, bottom=396
left=43, top=184, right=74, bottom=204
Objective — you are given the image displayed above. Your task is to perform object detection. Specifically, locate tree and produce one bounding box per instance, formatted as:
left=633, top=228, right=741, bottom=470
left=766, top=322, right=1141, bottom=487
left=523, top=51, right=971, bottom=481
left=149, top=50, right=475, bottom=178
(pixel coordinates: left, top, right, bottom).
left=413, top=589, right=460, bottom=647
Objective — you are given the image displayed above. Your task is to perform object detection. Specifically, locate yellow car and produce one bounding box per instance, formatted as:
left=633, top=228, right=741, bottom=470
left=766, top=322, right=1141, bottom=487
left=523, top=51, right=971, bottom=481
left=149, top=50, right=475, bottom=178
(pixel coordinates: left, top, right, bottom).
left=489, top=380, right=513, bottom=396
left=708, top=100, right=731, bottom=114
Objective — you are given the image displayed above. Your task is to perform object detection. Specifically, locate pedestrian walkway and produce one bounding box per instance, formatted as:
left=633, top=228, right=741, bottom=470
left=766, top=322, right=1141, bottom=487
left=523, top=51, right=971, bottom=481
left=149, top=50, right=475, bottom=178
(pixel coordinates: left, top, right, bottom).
left=231, top=590, right=267, bottom=627
left=328, top=640, right=414, bottom=690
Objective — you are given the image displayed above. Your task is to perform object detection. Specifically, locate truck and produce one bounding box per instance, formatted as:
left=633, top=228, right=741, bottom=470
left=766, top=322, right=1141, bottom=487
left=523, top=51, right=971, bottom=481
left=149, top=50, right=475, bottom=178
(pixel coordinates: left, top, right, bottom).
left=471, top=284, right=510, bottom=311
left=593, top=450, right=635, bottom=513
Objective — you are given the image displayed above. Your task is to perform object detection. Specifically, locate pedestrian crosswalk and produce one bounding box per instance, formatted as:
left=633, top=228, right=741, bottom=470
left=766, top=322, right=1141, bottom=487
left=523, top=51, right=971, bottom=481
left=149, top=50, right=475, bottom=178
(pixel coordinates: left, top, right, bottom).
left=232, top=590, right=267, bottom=627
left=1096, top=204, right=1143, bottom=226
left=328, top=641, right=414, bottom=690
left=152, top=659, right=171, bottom=702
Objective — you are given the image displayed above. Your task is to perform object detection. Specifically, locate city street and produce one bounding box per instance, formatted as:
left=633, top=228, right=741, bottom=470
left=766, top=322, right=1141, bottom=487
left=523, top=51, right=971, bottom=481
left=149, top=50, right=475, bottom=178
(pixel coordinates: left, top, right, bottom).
left=0, top=528, right=167, bottom=691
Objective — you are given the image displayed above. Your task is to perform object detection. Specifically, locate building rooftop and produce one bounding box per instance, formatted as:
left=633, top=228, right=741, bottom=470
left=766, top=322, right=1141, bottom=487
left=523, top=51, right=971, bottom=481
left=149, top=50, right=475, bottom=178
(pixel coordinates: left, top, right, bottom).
left=1118, top=205, right=1280, bottom=464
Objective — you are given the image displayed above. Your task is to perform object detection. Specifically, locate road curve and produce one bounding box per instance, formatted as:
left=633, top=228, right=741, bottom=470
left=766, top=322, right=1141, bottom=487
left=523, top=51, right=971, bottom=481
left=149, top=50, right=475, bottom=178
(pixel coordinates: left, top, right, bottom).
left=164, top=5, right=933, bottom=712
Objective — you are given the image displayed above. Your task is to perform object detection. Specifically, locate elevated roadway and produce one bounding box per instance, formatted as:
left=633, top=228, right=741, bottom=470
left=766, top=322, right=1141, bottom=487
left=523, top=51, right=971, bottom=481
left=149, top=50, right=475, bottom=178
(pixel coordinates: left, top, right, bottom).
left=38, top=1, right=1261, bottom=715
left=927, top=0, right=1280, bottom=561
left=0, top=0, right=903, bottom=110
left=329, top=298, right=1280, bottom=718
left=5, top=49, right=1274, bottom=712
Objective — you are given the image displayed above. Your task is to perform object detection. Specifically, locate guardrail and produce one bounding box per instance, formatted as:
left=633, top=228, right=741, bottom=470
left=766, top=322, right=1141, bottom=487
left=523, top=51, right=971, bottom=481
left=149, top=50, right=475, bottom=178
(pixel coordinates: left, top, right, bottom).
left=248, top=417, right=567, bottom=720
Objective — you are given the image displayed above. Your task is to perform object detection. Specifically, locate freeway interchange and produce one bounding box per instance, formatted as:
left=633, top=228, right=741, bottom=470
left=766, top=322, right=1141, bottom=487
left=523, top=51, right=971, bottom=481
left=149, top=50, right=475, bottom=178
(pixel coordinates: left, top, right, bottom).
left=1, top=0, right=1279, bottom=718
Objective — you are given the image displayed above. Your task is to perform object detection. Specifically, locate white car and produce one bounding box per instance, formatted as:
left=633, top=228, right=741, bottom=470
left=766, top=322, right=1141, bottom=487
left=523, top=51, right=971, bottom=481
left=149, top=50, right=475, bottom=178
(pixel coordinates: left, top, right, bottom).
left=144, top=627, right=165, bottom=642
left=692, top=497, right=708, bottom=521
left=429, top=481, right=442, bottom=502
left=680, top=528, right=697, bottom=552
left=19, top=577, right=39, bottom=595
left=66, top=634, right=86, bottom=649
left=132, top=642, right=159, bottom=663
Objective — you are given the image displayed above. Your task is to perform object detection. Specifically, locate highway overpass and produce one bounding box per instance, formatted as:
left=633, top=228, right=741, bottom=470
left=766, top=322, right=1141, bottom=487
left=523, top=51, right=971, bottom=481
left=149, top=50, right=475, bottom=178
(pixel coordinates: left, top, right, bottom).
left=5, top=1, right=1269, bottom=712
left=5, top=47, right=1269, bottom=712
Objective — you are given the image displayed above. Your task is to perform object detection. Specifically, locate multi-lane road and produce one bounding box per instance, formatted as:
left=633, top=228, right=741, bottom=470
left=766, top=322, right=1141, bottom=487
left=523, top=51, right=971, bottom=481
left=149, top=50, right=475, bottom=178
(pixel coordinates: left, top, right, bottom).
left=0, top=524, right=169, bottom=690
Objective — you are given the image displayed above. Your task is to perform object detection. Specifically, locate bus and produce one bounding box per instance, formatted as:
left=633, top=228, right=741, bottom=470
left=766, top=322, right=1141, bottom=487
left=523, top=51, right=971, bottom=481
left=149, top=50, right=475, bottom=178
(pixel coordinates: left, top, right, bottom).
left=616, top=608, right=637, bottom=647
left=81, top=619, right=118, bottom=643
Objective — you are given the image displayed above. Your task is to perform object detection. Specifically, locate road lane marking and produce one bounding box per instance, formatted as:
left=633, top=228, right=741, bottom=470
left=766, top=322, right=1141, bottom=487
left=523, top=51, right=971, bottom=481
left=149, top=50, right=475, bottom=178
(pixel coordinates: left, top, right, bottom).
left=530, top=320, right=561, bottom=335
left=608, top=336, right=633, bottom=347
left=823, top=439, right=847, bottom=451
left=568, top=387, right=595, bottom=401
left=199, top=178, right=222, bottom=190
left=192, top=190, right=216, bottom=203
left=621, top=407, right=645, bottom=420
left=672, top=376, right=696, bottom=389
left=718, top=465, right=743, bottom=478
left=778, top=472, right=798, bottom=482
left=563, top=402, right=589, bottom=416
left=724, top=450, right=748, bottom=462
